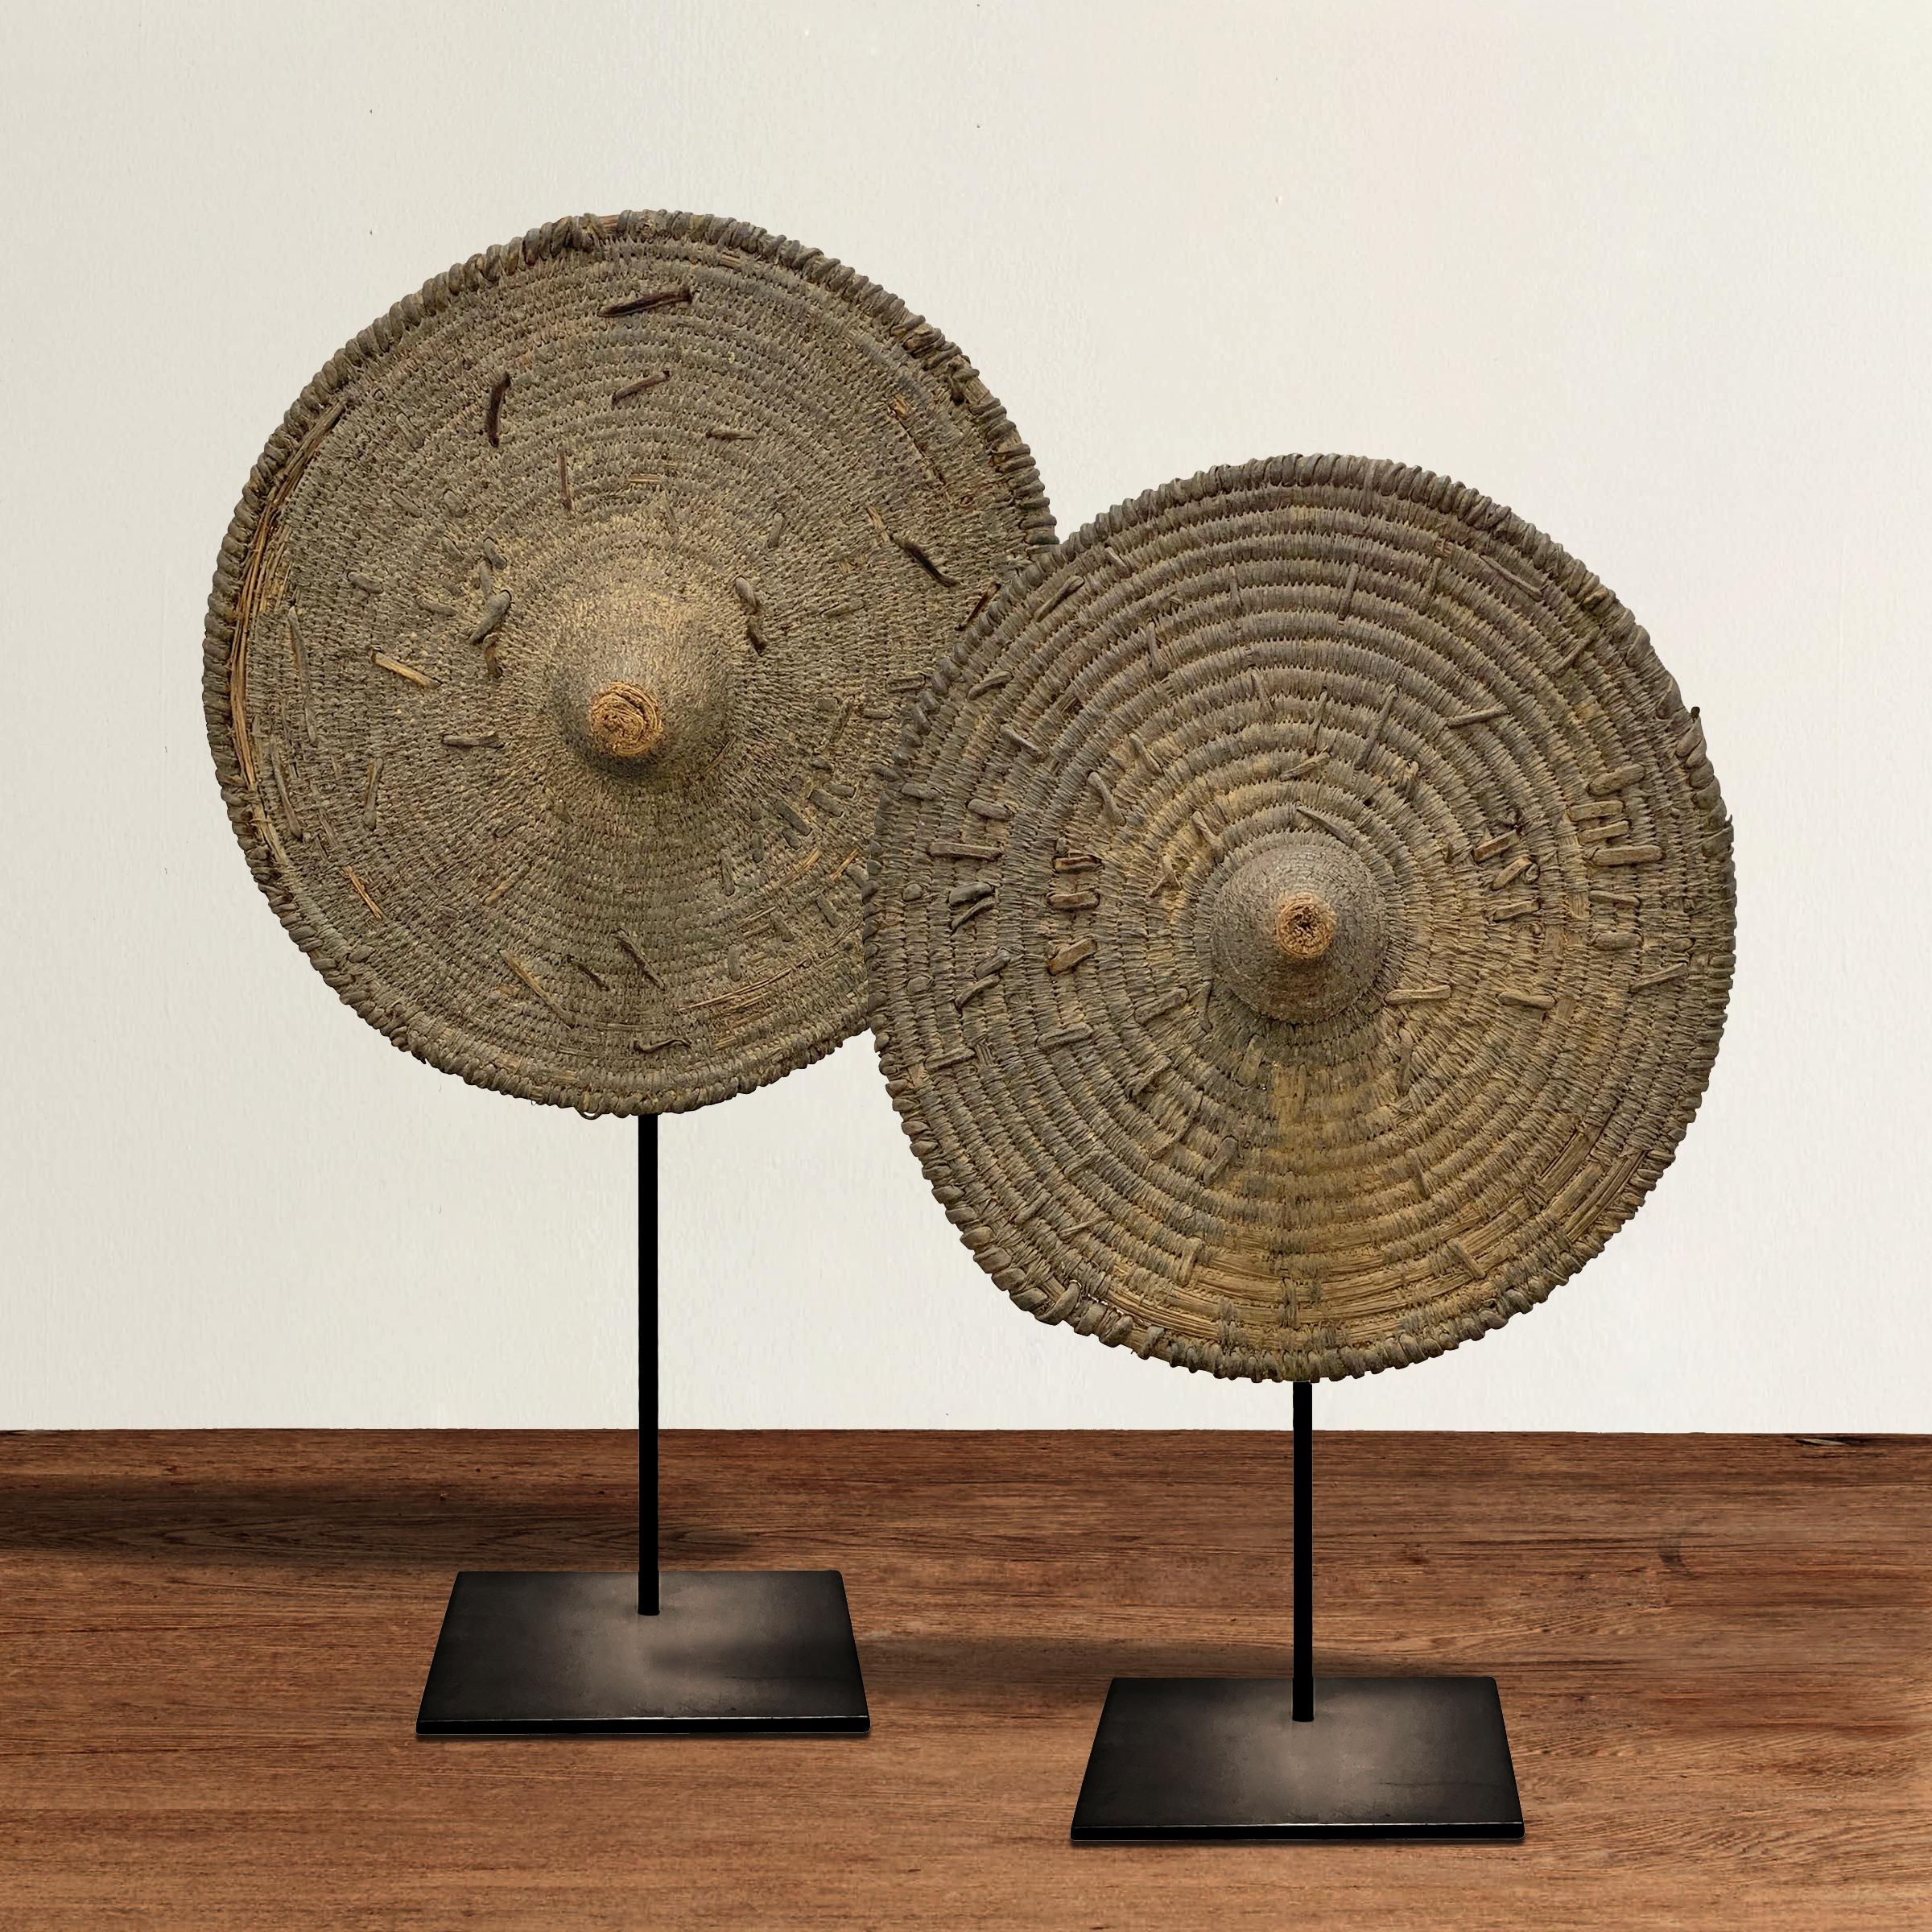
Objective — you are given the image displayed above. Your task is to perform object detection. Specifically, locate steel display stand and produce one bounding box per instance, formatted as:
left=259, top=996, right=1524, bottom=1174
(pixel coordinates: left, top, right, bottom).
left=415, top=1117, right=869, bottom=1736
left=1071, top=1382, right=1521, bottom=1839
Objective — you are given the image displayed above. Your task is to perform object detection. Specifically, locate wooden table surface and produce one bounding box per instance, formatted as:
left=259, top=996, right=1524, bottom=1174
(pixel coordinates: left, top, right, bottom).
left=2, top=1429, right=1927, bottom=1928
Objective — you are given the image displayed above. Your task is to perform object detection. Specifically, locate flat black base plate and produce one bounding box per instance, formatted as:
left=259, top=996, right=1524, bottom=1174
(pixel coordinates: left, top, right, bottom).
left=415, top=1570, right=869, bottom=1736
left=1071, top=1675, right=1523, bottom=1841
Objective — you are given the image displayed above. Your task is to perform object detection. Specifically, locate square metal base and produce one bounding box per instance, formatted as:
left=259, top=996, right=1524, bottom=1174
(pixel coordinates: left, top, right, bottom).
left=1071, top=1676, right=1523, bottom=1841
left=415, top=1570, right=870, bottom=1736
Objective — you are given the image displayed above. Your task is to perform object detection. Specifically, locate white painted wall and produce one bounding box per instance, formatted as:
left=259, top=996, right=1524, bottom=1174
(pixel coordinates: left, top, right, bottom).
left=3, top=1, right=1926, bottom=1430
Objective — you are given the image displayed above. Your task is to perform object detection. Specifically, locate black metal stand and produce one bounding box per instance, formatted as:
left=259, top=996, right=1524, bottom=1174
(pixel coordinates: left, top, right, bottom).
left=415, top=1117, right=869, bottom=1736
left=1070, top=1382, right=1521, bottom=1839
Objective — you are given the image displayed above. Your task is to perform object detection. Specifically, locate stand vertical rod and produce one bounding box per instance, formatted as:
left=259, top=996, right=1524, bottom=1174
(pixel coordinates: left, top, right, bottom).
left=638, top=1114, right=659, bottom=1616
left=1292, top=1379, right=1313, bottom=1720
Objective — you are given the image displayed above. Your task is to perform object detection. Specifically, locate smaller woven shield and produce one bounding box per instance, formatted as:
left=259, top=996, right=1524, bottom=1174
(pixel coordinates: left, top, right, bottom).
left=204, top=210, right=1053, bottom=1113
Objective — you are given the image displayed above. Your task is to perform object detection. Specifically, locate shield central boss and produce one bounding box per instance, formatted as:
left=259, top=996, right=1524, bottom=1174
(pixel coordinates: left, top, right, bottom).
left=865, top=457, right=1735, bottom=1381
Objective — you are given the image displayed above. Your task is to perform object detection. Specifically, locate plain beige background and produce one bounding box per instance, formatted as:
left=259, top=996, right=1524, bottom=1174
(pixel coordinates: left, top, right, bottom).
left=2, top=1, right=1926, bottom=1427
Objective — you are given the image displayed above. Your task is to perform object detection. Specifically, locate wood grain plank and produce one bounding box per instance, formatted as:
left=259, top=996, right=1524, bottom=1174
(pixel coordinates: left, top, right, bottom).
left=0, top=1430, right=1926, bottom=1928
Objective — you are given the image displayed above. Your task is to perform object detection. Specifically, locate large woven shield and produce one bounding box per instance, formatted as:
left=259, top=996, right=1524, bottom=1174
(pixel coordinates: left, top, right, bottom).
left=205, top=210, right=1052, bottom=1113
left=866, top=457, right=1734, bottom=1380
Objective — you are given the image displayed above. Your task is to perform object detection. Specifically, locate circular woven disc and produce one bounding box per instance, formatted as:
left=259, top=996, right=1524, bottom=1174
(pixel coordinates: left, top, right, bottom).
left=204, top=210, right=1053, bottom=1113
left=865, top=457, right=1736, bottom=1381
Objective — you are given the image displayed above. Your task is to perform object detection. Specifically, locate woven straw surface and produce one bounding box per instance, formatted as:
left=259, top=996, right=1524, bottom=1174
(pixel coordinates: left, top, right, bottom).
left=204, top=211, right=1052, bottom=1113
left=865, top=457, right=1735, bottom=1381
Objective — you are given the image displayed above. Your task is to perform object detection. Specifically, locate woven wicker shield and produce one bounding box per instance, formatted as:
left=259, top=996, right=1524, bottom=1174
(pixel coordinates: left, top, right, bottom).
left=204, top=210, right=1052, bottom=1113
left=865, top=457, right=1735, bottom=1381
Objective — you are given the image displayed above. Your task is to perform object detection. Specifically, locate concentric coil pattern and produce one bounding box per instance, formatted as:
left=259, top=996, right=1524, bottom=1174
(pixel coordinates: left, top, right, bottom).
left=865, top=457, right=1735, bottom=1381
left=204, top=210, right=1053, bottom=1113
